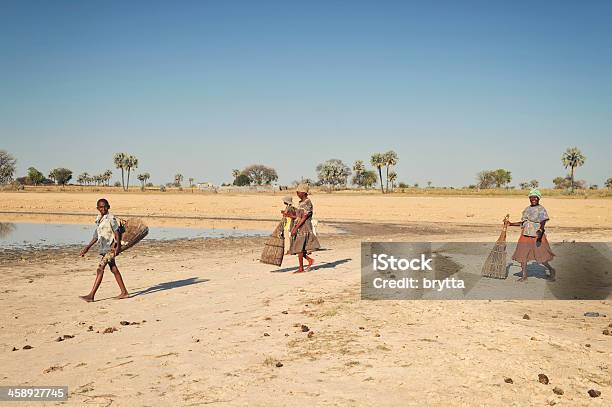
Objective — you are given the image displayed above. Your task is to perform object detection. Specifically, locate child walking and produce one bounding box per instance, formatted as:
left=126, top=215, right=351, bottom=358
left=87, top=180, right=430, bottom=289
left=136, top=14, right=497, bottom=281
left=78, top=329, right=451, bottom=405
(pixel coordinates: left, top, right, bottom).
left=281, top=196, right=296, bottom=255
left=79, top=198, right=129, bottom=301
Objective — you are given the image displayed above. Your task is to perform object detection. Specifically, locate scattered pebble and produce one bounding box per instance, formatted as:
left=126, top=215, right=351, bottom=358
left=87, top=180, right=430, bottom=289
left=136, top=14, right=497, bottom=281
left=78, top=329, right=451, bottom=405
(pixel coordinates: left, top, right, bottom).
left=87, top=326, right=94, bottom=331
left=603, top=329, right=610, bottom=336
left=538, top=374, right=549, bottom=385
left=301, top=325, right=310, bottom=332
left=585, top=343, right=591, bottom=347
left=583, top=312, right=600, bottom=317
left=263, top=333, right=270, bottom=337
left=375, top=333, right=381, bottom=337
left=359, top=327, right=365, bottom=330
left=12, top=347, right=18, bottom=351
left=22, top=345, right=33, bottom=350
left=120, top=321, right=140, bottom=326
left=103, top=327, right=117, bottom=334
left=523, top=314, right=530, bottom=320
left=504, top=377, right=513, bottom=384
left=307, top=331, right=314, bottom=338
left=275, top=362, right=283, bottom=368
left=281, top=311, right=288, bottom=315
left=553, top=387, right=563, bottom=395
left=587, top=389, right=601, bottom=398
left=43, top=365, right=62, bottom=374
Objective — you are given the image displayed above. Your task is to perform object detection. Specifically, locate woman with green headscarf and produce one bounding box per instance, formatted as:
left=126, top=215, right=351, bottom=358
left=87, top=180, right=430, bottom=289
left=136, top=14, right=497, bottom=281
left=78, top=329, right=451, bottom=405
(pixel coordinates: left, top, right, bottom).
left=505, top=188, right=555, bottom=282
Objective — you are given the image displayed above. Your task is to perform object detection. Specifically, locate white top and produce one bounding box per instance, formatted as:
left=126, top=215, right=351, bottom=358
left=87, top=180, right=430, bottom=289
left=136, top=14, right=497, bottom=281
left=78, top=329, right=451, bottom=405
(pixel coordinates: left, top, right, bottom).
left=94, top=213, right=119, bottom=254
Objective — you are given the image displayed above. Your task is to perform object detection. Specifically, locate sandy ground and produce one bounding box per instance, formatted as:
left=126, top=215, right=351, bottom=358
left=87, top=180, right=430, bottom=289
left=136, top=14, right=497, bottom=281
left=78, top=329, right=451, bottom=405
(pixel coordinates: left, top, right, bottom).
left=1, top=191, right=610, bottom=228
left=1, top=192, right=611, bottom=406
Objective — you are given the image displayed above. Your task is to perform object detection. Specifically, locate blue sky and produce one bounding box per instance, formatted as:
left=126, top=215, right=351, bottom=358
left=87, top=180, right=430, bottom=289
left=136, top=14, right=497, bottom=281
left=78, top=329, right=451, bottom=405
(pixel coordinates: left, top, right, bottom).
left=1, top=1, right=610, bottom=187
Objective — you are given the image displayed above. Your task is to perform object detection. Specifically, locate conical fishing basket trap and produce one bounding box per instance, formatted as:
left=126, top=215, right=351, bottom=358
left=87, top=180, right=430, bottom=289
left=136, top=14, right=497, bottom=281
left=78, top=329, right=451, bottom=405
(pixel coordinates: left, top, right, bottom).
left=260, top=220, right=285, bottom=266
left=481, top=214, right=510, bottom=279
left=117, top=217, right=149, bottom=252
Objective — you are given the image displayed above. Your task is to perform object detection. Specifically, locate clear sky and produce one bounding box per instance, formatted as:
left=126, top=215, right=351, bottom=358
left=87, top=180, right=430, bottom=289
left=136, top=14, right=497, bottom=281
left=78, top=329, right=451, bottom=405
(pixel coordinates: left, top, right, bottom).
left=1, top=0, right=610, bottom=187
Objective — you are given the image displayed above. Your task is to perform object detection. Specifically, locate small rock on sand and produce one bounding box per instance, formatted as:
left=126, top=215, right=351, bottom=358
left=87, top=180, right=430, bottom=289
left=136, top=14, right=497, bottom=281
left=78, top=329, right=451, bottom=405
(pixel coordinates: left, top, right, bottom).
left=603, top=329, right=610, bottom=336
left=504, top=377, right=513, bottom=384
left=281, top=311, right=288, bottom=314
left=23, top=345, right=33, bottom=350
left=301, top=325, right=310, bottom=332
left=275, top=362, right=283, bottom=368
left=103, top=327, right=117, bottom=334
left=553, top=387, right=563, bottom=395
left=523, top=314, right=530, bottom=320
left=538, top=374, right=549, bottom=385
left=583, top=312, right=600, bottom=317
left=12, top=347, right=18, bottom=351
left=587, top=389, right=601, bottom=398
left=263, top=333, right=270, bottom=337
left=307, top=331, right=314, bottom=338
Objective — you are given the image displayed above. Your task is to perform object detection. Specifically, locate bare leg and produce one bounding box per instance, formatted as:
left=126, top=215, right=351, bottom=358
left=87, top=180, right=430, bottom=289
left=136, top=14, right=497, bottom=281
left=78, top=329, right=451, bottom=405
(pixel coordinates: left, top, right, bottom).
left=294, top=252, right=305, bottom=273
left=543, top=262, right=556, bottom=281
left=110, top=263, right=129, bottom=298
left=80, top=265, right=105, bottom=302
left=517, top=262, right=528, bottom=282
left=304, top=254, right=314, bottom=271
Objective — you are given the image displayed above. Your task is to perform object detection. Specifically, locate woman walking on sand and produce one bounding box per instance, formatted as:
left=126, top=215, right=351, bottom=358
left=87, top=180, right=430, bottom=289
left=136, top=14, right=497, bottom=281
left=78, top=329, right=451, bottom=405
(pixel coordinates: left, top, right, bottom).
left=505, top=189, right=555, bottom=282
left=285, top=184, right=321, bottom=273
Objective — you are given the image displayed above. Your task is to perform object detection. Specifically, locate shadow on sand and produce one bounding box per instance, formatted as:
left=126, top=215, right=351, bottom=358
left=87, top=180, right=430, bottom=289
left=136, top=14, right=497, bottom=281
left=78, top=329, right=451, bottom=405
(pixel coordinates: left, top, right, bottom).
left=271, top=258, right=352, bottom=273
left=510, top=262, right=552, bottom=280
left=129, top=277, right=209, bottom=297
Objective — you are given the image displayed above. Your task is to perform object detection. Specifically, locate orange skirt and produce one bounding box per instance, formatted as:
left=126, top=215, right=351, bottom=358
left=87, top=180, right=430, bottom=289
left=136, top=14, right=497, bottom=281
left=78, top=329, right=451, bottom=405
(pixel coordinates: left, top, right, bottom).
left=512, top=234, right=554, bottom=264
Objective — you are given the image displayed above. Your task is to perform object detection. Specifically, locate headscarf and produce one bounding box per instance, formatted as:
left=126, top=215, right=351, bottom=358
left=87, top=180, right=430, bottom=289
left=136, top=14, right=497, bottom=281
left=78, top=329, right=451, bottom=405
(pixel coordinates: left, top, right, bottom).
left=282, top=196, right=293, bottom=205
left=296, top=183, right=310, bottom=193
left=528, top=188, right=542, bottom=199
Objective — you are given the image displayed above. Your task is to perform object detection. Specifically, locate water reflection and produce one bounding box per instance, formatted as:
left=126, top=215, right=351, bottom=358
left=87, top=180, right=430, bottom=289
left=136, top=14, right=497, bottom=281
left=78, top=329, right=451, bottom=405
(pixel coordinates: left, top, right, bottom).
left=0, top=223, right=16, bottom=239
left=0, top=222, right=267, bottom=250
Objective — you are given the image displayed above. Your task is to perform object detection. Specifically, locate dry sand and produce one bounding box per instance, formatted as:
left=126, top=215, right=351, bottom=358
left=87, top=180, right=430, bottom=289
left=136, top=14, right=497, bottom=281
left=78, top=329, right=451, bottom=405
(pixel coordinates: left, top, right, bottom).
left=1, top=192, right=611, bottom=406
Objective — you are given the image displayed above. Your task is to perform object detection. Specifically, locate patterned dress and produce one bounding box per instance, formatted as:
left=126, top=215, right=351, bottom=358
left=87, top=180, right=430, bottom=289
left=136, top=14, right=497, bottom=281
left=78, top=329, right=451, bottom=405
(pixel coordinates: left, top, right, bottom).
left=512, top=204, right=554, bottom=263
left=290, top=198, right=321, bottom=255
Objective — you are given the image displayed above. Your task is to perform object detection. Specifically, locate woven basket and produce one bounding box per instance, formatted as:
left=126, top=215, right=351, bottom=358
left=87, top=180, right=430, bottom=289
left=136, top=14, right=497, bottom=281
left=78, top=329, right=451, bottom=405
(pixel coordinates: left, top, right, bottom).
left=481, top=215, right=509, bottom=279
left=117, top=217, right=149, bottom=253
left=260, top=220, right=285, bottom=266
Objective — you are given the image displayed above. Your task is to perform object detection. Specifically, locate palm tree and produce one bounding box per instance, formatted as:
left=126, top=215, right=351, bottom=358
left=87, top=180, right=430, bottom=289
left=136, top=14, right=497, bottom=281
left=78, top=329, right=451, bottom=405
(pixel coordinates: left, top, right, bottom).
left=103, top=170, right=113, bottom=186
left=561, top=147, right=586, bottom=193
left=137, top=172, right=150, bottom=190
left=370, top=153, right=386, bottom=194
left=174, top=173, right=184, bottom=187
left=77, top=172, right=89, bottom=185
left=388, top=171, right=397, bottom=191
left=114, top=153, right=127, bottom=190
left=124, top=155, right=138, bottom=191
left=188, top=177, right=195, bottom=187
left=383, top=150, right=399, bottom=193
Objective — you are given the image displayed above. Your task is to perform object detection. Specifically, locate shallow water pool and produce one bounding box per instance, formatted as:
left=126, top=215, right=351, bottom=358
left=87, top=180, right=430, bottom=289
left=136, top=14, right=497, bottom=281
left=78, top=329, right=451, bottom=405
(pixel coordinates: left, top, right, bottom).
left=0, top=222, right=268, bottom=250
